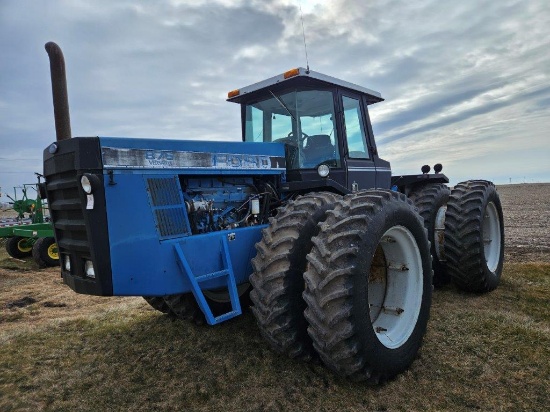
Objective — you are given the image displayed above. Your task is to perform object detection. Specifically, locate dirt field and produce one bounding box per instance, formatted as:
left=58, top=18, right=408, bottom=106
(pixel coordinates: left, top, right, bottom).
left=1, top=183, right=549, bottom=411
left=498, top=183, right=550, bottom=263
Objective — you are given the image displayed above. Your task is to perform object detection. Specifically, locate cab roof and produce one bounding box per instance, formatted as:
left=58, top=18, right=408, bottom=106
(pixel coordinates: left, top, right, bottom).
left=227, top=67, right=384, bottom=105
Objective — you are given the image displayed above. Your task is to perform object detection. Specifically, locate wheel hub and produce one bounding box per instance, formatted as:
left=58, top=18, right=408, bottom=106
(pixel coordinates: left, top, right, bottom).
left=367, top=226, right=423, bottom=349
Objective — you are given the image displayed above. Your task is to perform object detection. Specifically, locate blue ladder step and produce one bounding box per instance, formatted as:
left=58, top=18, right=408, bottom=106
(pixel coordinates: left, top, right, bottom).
left=214, top=310, right=241, bottom=323
left=196, top=269, right=230, bottom=283
left=173, top=235, right=242, bottom=326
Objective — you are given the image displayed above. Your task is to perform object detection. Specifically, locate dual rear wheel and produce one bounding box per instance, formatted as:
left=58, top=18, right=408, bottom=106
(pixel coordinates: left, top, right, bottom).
left=445, top=180, right=504, bottom=292
left=409, top=180, right=504, bottom=293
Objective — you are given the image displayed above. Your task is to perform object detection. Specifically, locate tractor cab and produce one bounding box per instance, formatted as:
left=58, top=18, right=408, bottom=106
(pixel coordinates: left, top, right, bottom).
left=227, top=67, right=392, bottom=193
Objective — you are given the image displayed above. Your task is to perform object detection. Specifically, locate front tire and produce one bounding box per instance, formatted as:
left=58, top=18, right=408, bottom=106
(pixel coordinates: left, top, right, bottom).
left=143, top=297, right=171, bottom=313
left=164, top=284, right=251, bottom=325
left=445, top=180, right=504, bottom=293
left=164, top=293, right=205, bottom=325
left=303, top=190, right=432, bottom=383
left=250, top=192, right=341, bottom=360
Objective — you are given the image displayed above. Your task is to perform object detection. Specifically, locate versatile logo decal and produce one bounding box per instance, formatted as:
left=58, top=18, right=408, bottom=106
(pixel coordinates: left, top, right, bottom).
left=145, top=150, right=175, bottom=167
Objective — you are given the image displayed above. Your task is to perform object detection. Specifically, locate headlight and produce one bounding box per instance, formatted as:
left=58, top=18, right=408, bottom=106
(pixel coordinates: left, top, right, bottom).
left=85, top=260, right=96, bottom=278
left=48, top=143, right=58, bottom=154
left=317, top=164, right=330, bottom=178
left=81, top=175, right=93, bottom=194
left=64, top=255, right=71, bottom=272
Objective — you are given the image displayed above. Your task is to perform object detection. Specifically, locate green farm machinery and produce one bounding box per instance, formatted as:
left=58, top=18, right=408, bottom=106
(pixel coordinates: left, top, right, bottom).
left=1, top=175, right=59, bottom=267
left=5, top=181, right=43, bottom=222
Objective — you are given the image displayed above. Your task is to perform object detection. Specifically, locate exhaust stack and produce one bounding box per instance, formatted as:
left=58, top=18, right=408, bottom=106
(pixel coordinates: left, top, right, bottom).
left=45, top=42, right=71, bottom=141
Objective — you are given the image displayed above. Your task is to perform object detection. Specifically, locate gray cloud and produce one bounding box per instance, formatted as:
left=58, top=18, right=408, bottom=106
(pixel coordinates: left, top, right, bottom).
left=1, top=0, right=549, bottom=199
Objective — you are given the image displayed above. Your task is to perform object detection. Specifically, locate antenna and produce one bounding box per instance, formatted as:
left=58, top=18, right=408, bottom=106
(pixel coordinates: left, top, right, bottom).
left=299, top=3, right=310, bottom=73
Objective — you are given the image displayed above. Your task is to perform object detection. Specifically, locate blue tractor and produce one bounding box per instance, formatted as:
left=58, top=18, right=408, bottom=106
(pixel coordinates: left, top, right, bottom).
left=42, top=43, right=504, bottom=383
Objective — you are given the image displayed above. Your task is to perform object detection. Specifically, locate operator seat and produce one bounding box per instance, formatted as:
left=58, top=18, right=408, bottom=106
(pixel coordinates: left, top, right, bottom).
left=303, top=134, right=334, bottom=167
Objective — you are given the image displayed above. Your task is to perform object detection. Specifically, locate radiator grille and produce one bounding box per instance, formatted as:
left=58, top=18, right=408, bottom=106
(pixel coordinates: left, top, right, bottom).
left=146, top=177, right=191, bottom=239
left=45, top=158, right=90, bottom=254
left=147, top=177, right=181, bottom=206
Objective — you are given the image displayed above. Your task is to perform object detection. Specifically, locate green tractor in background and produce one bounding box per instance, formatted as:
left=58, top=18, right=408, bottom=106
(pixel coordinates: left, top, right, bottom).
left=0, top=174, right=59, bottom=267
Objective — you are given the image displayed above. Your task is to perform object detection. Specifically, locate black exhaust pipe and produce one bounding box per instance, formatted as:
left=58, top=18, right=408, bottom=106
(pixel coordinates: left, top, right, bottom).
left=45, top=42, right=71, bottom=141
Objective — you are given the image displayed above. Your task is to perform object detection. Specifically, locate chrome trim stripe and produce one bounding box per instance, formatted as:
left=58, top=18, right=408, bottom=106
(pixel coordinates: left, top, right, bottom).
left=102, top=147, right=286, bottom=170
left=348, top=167, right=392, bottom=172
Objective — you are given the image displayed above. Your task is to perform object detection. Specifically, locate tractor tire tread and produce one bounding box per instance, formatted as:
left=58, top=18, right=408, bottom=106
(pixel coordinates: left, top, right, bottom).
left=143, top=297, right=171, bottom=314
left=408, top=183, right=450, bottom=286
left=303, top=189, right=432, bottom=383
left=250, top=191, right=341, bottom=361
left=445, top=180, right=504, bottom=293
left=32, top=237, right=58, bottom=268
left=164, top=293, right=206, bottom=325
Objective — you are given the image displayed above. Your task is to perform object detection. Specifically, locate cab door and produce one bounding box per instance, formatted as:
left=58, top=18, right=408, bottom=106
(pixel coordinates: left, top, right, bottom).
left=340, top=94, right=377, bottom=191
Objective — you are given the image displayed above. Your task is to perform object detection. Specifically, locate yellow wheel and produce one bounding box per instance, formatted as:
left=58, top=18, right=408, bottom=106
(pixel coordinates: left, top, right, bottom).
left=47, top=242, right=59, bottom=260
left=32, top=237, right=59, bottom=267
left=6, top=236, right=33, bottom=258
left=17, top=238, right=33, bottom=253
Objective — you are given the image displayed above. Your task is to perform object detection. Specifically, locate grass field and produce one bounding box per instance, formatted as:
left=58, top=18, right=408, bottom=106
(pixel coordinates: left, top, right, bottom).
left=1, top=184, right=549, bottom=411
left=1, top=255, right=549, bottom=411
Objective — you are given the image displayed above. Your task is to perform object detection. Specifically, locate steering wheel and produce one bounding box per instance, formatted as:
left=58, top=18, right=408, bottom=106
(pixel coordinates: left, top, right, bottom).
left=287, top=131, right=309, bottom=143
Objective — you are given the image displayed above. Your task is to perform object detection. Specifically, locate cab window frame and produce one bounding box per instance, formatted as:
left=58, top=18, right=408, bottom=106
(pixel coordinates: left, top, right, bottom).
left=341, top=94, right=370, bottom=160
left=241, top=85, right=343, bottom=171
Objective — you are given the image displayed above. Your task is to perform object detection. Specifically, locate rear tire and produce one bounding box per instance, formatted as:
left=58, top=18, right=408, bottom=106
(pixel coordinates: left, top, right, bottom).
left=445, top=180, right=504, bottom=293
left=32, top=237, right=59, bottom=267
left=303, top=190, right=432, bottom=383
left=6, top=236, right=33, bottom=258
left=409, top=183, right=451, bottom=287
left=250, top=192, right=341, bottom=360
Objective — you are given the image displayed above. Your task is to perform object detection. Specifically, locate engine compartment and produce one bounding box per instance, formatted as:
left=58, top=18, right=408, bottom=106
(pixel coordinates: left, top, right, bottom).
left=179, top=176, right=279, bottom=234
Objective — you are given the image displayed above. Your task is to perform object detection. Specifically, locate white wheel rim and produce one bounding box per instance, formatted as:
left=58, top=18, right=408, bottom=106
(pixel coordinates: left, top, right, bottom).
left=368, top=226, right=423, bottom=349
left=483, top=201, right=501, bottom=273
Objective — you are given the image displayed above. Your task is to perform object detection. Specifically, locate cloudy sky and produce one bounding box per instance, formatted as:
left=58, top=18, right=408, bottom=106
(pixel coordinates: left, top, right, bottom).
left=1, top=0, right=549, bottom=202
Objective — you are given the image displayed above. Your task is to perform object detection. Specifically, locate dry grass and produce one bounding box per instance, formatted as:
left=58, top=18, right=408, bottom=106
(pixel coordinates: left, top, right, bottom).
left=1, top=243, right=549, bottom=411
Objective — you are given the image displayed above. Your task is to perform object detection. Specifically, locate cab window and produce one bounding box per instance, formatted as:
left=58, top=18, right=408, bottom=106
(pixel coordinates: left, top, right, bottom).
left=244, top=89, right=340, bottom=169
left=342, top=96, right=369, bottom=159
